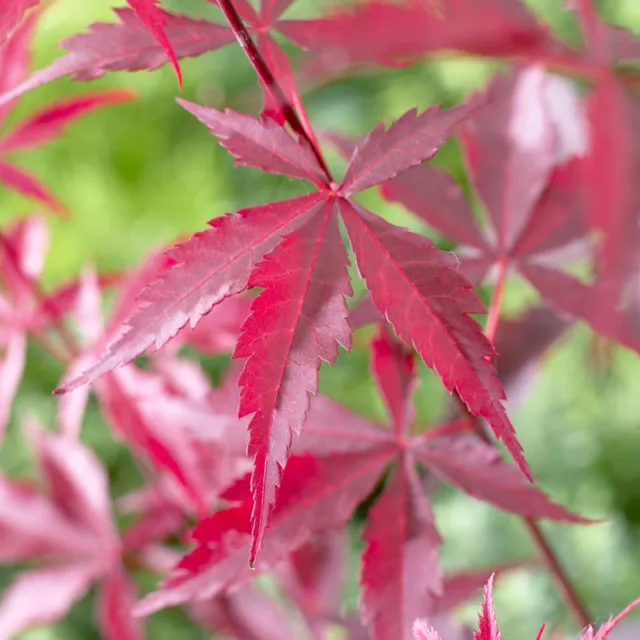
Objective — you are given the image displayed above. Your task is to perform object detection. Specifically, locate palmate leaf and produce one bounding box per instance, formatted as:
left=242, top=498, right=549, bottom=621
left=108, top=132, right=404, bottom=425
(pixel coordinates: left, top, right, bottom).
left=138, top=332, right=586, bottom=634
left=59, top=95, right=529, bottom=565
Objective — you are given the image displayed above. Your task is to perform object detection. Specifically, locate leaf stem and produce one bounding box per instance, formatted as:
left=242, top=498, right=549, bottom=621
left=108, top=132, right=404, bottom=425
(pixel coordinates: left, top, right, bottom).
left=523, top=518, right=591, bottom=630
left=466, top=261, right=592, bottom=631
left=216, top=0, right=333, bottom=183
left=485, top=257, right=507, bottom=343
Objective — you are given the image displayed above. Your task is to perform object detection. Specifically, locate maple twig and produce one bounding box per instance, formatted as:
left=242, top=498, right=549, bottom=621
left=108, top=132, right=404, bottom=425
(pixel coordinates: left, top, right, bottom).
left=485, top=257, right=507, bottom=342
left=216, top=0, right=334, bottom=183
left=523, top=518, right=591, bottom=630
left=452, top=261, right=593, bottom=631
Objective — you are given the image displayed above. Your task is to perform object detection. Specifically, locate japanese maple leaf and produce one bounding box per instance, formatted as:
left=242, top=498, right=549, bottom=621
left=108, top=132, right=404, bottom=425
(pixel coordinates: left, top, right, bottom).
left=57, top=91, right=538, bottom=566
left=413, top=574, right=640, bottom=640
left=0, top=11, right=134, bottom=215
left=381, top=64, right=640, bottom=353
left=0, top=422, right=141, bottom=639
left=136, top=327, right=587, bottom=639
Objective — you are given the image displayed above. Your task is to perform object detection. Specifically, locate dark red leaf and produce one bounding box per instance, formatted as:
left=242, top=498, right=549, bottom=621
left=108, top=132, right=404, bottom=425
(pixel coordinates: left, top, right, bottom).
left=415, top=436, right=589, bottom=522
left=459, top=65, right=556, bottom=252
left=361, top=458, right=442, bottom=640
left=58, top=193, right=324, bottom=392
left=178, top=100, right=326, bottom=186
left=380, top=163, right=489, bottom=251
left=371, top=325, right=416, bottom=436
left=339, top=199, right=531, bottom=479
left=519, top=263, right=640, bottom=354
left=234, top=202, right=352, bottom=564
left=136, top=451, right=392, bottom=615
left=340, top=99, right=480, bottom=196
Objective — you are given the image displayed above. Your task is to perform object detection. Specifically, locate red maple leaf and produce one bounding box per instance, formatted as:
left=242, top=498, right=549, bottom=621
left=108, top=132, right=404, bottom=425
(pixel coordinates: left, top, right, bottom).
left=55, top=89, right=543, bottom=567
left=135, top=327, right=587, bottom=639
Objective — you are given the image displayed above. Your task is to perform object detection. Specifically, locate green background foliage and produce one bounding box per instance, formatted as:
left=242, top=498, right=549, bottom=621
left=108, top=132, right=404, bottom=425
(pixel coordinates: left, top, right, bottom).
left=2, top=0, right=640, bottom=637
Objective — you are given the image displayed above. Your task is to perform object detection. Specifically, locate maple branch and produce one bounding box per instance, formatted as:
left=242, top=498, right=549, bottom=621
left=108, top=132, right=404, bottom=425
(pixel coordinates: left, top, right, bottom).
left=523, top=518, right=590, bottom=630
left=485, top=257, right=507, bottom=343
left=459, top=262, right=593, bottom=632
left=216, top=0, right=333, bottom=183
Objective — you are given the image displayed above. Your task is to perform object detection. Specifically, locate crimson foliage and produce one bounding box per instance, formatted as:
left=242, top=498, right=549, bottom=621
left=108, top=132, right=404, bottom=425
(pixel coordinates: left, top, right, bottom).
left=0, top=0, right=639, bottom=639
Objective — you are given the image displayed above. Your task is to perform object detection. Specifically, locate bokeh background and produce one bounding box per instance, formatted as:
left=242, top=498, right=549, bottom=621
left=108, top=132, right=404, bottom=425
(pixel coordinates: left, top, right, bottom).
left=2, top=0, right=640, bottom=638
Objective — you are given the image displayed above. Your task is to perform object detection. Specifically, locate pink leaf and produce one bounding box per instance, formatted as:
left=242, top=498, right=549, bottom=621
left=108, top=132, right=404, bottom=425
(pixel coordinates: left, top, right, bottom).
left=0, top=563, right=96, bottom=640
left=413, top=620, right=444, bottom=640
left=581, top=594, right=640, bottom=639
left=361, top=458, right=442, bottom=640
left=339, top=199, right=531, bottom=479
left=0, top=89, right=134, bottom=153
left=126, top=0, right=183, bottom=86
left=381, top=163, right=489, bottom=251
left=234, top=201, right=352, bottom=565
left=136, top=451, right=392, bottom=615
left=0, top=0, right=38, bottom=47
left=0, top=476, right=95, bottom=562
left=0, top=8, right=36, bottom=126
left=416, top=436, right=589, bottom=522
left=190, top=585, right=296, bottom=640
left=474, top=575, right=502, bottom=640
left=30, top=422, right=116, bottom=545
left=96, top=367, right=213, bottom=517
left=340, top=99, right=480, bottom=196
left=371, top=325, right=417, bottom=436
left=0, top=331, right=25, bottom=443
left=98, top=569, right=143, bottom=640
left=0, top=9, right=234, bottom=106
left=178, top=100, right=326, bottom=185
left=57, top=193, right=324, bottom=392
left=0, top=159, right=66, bottom=214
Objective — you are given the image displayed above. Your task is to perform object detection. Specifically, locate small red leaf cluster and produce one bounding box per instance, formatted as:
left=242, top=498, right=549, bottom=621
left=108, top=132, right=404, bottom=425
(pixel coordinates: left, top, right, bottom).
left=0, top=0, right=639, bottom=638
